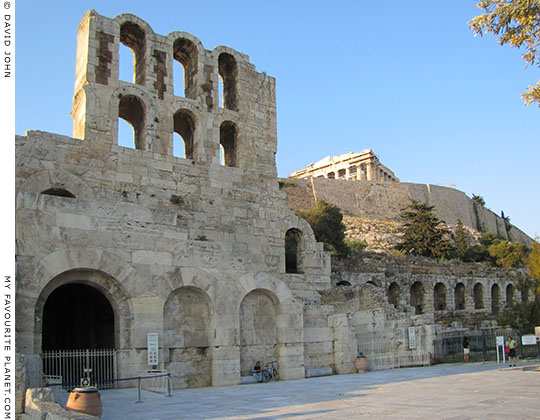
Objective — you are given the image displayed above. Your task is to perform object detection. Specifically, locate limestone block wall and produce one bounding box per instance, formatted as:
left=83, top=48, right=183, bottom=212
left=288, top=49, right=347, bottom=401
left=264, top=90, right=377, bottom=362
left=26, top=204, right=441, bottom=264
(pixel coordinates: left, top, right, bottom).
left=280, top=178, right=533, bottom=247
left=15, top=129, right=328, bottom=388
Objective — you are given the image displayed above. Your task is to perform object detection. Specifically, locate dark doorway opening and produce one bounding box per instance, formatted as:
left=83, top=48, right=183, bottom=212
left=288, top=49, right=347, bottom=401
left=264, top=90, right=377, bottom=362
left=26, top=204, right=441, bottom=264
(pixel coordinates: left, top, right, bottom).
left=42, top=283, right=115, bottom=350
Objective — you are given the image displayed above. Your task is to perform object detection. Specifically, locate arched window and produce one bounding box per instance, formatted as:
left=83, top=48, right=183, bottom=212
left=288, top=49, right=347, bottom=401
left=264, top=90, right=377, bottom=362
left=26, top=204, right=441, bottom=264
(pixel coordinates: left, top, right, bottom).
left=506, top=284, right=515, bottom=306
left=410, top=281, right=424, bottom=315
left=455, top=282, right=465, bottom=310
left=218, top=53, right=238, bottom=110
left=173, top=38, right=198, bottom=99
left=40, top=188, right=75, bottom=198
left=219, top=121, right=237, bottom=167
left=173, top=110, right=195, bottom=159
left=119, top=95, right=145, bottom=149
left=336, top=281, right=351, bottom=287
left=388, top=282, right=400, bottom=309
left=120, top=22, right=146, bottom=85
left=434, top=283, right=447, bottom=311
left=285, top=228, right=302, bottom=273
left=474, top=283, right=484, bottom=309
left=491, top=284, right=500, bottom=314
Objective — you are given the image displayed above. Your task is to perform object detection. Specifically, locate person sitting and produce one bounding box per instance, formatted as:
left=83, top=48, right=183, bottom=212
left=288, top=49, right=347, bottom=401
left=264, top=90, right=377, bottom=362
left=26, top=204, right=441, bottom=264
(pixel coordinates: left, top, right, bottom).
left=251, top=361, right=263, bottom=382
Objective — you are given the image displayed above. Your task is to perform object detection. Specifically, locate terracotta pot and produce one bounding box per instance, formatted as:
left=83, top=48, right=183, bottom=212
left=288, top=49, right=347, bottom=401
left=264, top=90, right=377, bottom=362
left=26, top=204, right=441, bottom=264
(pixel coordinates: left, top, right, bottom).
left=66, top=387, right=102, bottom=418
left=355, top=356, right=367, bottom=373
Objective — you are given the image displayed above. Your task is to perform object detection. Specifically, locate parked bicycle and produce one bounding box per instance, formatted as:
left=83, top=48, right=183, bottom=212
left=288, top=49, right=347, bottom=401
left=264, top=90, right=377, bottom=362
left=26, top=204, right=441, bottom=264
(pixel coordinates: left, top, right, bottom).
left=262, top=361, right=279, bottom=382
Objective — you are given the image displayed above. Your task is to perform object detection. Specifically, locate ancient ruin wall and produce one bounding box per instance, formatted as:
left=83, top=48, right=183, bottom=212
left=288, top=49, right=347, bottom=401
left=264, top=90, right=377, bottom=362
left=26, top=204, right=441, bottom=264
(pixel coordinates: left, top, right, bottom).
left=280, top=178, right=533, bottom=247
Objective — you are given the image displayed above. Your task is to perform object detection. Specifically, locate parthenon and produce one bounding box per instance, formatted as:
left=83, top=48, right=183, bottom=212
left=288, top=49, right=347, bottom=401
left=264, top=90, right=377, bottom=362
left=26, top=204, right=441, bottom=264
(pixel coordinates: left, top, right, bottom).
left=290, top=150, right=399, bottom=182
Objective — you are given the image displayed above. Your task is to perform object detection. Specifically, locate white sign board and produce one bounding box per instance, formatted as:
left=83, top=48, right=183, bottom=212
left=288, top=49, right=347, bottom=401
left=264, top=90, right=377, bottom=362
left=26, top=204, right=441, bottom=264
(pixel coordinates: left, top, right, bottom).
left=522, top=334, right=538, bottom=346
left=408, top=327, right=416, bottom=350
left=496, top=336, right=505, bottom=346
left=147, top=333, right=159, bottom=366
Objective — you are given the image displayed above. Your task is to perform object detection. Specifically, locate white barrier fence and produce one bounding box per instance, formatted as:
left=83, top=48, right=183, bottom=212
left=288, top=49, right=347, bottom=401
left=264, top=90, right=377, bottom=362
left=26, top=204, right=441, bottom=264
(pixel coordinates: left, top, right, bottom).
left=42, top=348, right=116, bottom=390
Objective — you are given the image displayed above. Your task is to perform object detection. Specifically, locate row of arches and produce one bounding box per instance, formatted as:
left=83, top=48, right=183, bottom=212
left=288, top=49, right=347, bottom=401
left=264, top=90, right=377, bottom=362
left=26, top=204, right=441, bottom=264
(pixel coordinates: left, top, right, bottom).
left=40, top=277, right=285, bottom=388
left=116, top=17, right=239, bottom=110
left=118, top=93, right=238, bottom=164
left=388, top=281, right=524, bottom=315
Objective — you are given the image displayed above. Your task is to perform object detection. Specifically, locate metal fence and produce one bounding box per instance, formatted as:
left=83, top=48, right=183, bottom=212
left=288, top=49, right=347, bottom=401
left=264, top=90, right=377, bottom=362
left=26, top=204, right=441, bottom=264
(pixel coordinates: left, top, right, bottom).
left=433, top=329, right=540, bottom=364
left=42, top=348, right=116, bottom=390
left=357, top=336, right=430, bottom=371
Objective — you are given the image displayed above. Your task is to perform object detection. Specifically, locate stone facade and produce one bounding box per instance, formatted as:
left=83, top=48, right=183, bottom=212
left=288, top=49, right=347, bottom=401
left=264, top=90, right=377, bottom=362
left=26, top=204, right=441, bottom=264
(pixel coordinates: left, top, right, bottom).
left=15, top=11, right=334, bottom=400
left=290, top=150, right=399, bottom=182
left=14, top=11, right=534, bottom=414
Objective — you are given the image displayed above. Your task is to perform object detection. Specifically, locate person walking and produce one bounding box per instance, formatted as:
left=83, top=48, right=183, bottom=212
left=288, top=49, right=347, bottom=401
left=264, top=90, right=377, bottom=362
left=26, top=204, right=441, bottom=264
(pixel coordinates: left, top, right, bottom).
left=463, top=336, right=470, bottom=363
left=506, top=336, right=518, bottom=366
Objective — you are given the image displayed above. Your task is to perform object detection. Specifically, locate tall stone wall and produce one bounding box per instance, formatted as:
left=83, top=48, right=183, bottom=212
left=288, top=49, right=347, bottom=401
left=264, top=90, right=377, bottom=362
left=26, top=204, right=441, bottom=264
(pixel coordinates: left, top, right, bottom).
left=280, top=178, right=533, bottom=247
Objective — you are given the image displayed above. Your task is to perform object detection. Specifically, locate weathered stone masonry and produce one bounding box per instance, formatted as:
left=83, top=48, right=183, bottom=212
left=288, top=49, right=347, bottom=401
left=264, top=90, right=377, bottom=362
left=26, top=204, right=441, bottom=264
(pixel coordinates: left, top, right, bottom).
left=14, top=10, right=534, bottom=415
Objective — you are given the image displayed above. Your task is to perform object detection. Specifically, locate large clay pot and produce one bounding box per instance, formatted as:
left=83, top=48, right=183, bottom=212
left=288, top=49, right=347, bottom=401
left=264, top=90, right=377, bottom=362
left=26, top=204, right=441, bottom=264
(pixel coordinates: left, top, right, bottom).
left=355, top=356, right=367, bottom=373
left=66, top=387, right=102, bottom=418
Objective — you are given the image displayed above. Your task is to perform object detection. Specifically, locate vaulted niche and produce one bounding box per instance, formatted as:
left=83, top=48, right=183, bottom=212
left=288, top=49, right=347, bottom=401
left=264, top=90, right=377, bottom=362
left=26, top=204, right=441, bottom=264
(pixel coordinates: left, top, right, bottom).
left=119, top=95, right=145, bottom=149
left=173, top=110, right=195, bottom=159
left=219, top=121, right=238, bottom=167
left=41, top=188, right=75, bottom=198
left=434, top=282, right=447, bottom=311
left=120, top=22, right=146, bottom=85
left=173, top=38, right=198, bottom=99
left=218, top=53, right=238, bottom=110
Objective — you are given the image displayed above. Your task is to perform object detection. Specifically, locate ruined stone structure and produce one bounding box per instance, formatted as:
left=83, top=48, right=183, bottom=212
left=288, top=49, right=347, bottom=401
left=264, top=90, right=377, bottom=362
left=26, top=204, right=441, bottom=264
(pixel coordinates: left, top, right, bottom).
left=290, top=150, right=399, bottom=182
left=14, top=11, right=534, bottom=414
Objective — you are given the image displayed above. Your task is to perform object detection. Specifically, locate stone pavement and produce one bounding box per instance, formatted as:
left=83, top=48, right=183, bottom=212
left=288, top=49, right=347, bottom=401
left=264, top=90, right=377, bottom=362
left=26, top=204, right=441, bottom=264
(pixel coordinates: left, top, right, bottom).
left=61, top=362, right=540, bottom=420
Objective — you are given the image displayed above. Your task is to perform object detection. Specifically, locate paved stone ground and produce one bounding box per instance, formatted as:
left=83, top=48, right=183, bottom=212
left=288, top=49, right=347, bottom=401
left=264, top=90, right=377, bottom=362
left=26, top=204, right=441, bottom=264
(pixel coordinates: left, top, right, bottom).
left=60, top=362, right=540, bottom=420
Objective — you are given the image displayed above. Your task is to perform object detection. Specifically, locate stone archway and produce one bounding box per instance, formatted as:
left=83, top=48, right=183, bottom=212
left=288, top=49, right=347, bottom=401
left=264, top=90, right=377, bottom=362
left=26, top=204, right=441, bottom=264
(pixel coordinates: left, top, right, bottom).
left=163, top=286, right=214, bottom=389
left=239, top=289, right=279, bottom=377
left=42, top=283, right=114, bottom=350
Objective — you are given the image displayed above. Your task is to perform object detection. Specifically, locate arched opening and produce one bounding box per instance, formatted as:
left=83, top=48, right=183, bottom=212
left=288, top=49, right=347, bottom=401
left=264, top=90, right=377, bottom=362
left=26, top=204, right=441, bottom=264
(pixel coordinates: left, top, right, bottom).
left=173, top=38, right=198, bottom=99
left=506, top=284, right=515, bottom=307
left=40, top=188, right=75, bottom=198
left=491, top=284, right=500, bottom=314
left=455, top=282, right=465, bottom=310
left=285, top=228, right=302, bottom=274
left=42, top=283, right=114, bottom=350
left=218, top=53, right=238, bottom=110
left=173, top=109, right=195, bottom=159
left=410, top=282, right=424, bottom=315
left=434, top=283, right=447, bottom=311
left=336, top=281, right=352, bottom=287
left=164, top=287, right=213, bottom=389
left=120, top=22, right=146, bottom=85
left=388, top=282, right=400, bottom=309
left=219, top=121, right=237, bottom=167
left=119, top=95, right=145, bottom=149
left=240, top=290, right=279, bottom=378
left=473, top=283, right=484, bottom=309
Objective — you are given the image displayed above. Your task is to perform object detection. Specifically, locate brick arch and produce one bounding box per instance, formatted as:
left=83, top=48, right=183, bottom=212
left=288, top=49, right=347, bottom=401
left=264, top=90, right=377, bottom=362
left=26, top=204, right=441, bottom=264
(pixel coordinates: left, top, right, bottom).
left=173, top=108, right=197, bottom=159
left=16, top=169, right=95, bottom=201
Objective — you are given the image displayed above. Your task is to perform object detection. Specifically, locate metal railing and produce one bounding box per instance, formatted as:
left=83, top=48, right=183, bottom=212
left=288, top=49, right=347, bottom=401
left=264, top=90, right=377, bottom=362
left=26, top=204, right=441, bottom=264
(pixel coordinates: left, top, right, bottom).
left=42, top=349, right=116, bottom=390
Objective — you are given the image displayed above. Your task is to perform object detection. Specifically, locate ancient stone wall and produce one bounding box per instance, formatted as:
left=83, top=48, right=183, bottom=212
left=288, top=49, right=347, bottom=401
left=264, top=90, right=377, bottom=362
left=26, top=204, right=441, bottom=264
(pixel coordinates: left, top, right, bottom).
left=280, top=178, right=533, bottom=247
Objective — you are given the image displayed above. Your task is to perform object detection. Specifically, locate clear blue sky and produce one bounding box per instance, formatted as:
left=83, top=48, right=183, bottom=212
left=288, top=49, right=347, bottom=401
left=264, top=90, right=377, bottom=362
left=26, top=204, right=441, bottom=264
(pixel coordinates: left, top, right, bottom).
left=15, top=0, right=539, bottom=239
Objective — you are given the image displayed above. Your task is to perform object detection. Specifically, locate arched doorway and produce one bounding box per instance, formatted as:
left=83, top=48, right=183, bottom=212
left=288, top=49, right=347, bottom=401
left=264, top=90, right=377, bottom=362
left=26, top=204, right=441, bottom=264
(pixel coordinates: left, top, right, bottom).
left=42, top=283, right=114, bottom=350
left=41, top=283, right=116, bottom=389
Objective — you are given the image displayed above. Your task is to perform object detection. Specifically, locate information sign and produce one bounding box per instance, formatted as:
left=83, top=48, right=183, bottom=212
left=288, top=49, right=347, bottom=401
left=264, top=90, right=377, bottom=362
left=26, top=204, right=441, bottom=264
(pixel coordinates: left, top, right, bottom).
left=408, top=327, right=416, bottom=350
left=521, top=334, right=538, bottom=346
left=147, top=333, right=159, bottom=366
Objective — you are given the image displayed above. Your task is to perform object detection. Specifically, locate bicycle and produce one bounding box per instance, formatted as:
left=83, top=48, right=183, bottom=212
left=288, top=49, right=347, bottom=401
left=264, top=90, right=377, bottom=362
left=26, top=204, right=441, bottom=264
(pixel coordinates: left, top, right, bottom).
left=262, top=361, right=279, bottom=382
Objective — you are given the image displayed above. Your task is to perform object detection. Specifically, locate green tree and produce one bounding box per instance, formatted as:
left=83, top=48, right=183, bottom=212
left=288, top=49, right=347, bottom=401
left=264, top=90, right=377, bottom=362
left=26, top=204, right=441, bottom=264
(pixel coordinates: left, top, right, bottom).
left=488, top=240, right=529, bottom=268
left=455, top=219, right=469, bottom=259
left=469, top=0, right=540, bottom=106
left=528, top=240, right=540, bottom=294
left=297, top=200, right=349, bottom=256
left=395, top=199, right=455, bottom=259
